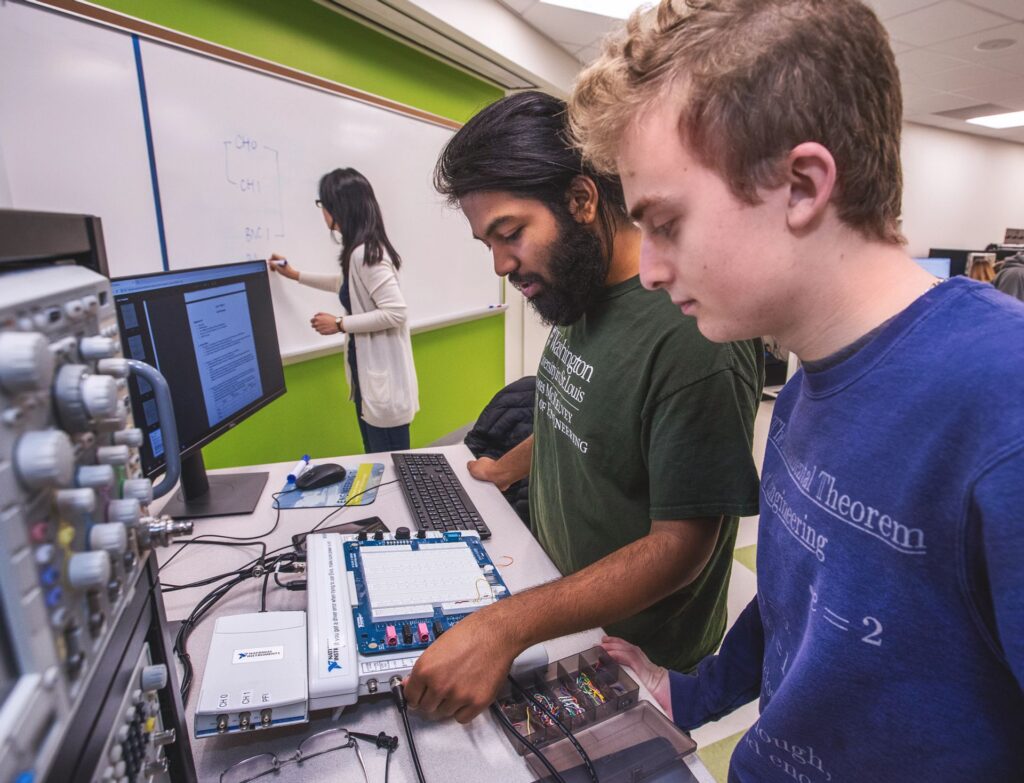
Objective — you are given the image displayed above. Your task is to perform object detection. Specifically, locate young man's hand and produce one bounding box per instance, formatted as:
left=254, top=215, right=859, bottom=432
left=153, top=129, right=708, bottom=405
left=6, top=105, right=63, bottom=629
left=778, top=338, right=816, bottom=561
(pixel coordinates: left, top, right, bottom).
left=404, top=608, right=518, bottom=723
left=600, top=635, right=672, bottom=718
left=467, top=456, right=515, bottom=492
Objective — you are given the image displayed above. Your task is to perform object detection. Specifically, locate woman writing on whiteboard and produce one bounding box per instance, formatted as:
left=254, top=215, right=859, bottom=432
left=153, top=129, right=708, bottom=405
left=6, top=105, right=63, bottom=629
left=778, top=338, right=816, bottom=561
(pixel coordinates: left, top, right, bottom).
left=270, top=167, right=418, bottom=452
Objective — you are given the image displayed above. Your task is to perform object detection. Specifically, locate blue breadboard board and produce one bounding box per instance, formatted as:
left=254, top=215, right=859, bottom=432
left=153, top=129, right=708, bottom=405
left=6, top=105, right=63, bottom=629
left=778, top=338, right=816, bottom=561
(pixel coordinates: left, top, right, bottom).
left=346, top=533, right=510, bottom=656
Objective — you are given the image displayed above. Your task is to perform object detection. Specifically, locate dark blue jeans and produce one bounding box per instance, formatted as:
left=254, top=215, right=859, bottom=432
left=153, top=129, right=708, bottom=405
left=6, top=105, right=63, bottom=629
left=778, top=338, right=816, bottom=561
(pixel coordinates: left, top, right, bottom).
left=352, top=380, right=410, bottom=453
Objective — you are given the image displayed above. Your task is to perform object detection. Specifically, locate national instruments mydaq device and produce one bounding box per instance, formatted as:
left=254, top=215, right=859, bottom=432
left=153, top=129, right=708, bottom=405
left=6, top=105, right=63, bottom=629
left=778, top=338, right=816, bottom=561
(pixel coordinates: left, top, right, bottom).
left=194, top=612, right=308, bottom=737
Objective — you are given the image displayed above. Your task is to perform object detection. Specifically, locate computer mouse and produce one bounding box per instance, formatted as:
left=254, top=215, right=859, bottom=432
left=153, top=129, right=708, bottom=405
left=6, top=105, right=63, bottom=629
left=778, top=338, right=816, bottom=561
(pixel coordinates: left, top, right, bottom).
left=295, top=463, right=347, bottom=490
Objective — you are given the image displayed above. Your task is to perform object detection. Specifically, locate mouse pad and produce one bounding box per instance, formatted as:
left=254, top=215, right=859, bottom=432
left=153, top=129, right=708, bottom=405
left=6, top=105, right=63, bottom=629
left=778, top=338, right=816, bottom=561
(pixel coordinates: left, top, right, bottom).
left=273, top=462, right=385, bottom=509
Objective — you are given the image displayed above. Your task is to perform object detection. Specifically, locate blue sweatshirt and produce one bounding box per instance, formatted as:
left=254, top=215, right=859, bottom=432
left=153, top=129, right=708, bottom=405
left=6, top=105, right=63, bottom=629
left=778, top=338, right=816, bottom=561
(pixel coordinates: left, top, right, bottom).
left=670, top=278, right=1024, bottom=782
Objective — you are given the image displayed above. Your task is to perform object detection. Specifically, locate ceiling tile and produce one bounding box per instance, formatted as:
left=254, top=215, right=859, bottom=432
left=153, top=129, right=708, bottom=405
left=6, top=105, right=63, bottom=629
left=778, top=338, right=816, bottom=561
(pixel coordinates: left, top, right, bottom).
left=890, top=38, right=917, bottom=53
left=867, top=0, right=941, bottom=19
left=917, top=62, right=1017, bottom=89
left=884, top=0, right=1008, bottom=46
left=952, top=74, right=1024, bottom=105
left=925, top=21, right=1024, bottom=63
left=961, top=0, right=1024, bottom=22
left=902, top=89, right=981, bottom=114
left=986, top=47, right=1024, bottom=74
left=522, top=2, right=619, bottom=47
left=896, top=47, right=973, bottom=82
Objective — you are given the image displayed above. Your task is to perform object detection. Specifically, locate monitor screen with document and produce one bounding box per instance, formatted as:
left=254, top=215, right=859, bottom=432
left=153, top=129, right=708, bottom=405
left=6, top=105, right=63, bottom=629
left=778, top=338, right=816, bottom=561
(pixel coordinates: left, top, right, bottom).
left=111, top=260, right=285, bottom=517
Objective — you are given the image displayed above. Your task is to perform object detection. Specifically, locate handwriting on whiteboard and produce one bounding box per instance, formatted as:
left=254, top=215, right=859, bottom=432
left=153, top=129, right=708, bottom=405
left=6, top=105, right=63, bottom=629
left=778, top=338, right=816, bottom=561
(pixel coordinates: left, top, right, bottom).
left=223, top=134, right=285, bottom=256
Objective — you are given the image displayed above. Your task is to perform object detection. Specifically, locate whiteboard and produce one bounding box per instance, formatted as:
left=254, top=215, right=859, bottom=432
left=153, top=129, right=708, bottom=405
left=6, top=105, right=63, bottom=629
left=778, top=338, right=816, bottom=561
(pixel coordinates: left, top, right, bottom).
left=0, top=2, right=499, bottom=361
left=0, top=1, right=163, bottom=277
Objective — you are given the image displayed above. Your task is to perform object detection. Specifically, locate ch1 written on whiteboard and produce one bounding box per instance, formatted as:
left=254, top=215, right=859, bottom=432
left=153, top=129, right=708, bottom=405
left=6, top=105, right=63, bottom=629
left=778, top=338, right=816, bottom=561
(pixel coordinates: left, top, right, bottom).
left=224, top=132, right=285, bottom=255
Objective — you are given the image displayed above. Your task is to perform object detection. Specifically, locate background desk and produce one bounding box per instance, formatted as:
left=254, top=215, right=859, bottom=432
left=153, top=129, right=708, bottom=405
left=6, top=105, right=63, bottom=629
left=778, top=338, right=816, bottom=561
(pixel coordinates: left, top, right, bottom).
left=154, top=444, right=715, bottom=782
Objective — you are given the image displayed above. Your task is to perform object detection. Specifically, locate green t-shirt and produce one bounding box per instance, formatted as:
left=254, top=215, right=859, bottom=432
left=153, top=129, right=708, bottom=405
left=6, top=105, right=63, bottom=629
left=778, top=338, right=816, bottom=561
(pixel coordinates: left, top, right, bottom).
left=529, top=276, right=763, bottom=671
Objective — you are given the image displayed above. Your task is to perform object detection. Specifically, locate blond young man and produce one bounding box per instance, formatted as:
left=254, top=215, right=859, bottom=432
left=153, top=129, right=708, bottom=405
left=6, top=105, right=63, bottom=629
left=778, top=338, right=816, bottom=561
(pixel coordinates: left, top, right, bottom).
left=570, top=1, right=1024, bottom=780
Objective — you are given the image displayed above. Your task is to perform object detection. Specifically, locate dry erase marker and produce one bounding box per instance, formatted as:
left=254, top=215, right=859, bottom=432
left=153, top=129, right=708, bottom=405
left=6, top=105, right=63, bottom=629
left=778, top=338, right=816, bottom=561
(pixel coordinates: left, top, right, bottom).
left=287, top=454, right=310, bottom=483
left=274, top=258, right=288, bottom=267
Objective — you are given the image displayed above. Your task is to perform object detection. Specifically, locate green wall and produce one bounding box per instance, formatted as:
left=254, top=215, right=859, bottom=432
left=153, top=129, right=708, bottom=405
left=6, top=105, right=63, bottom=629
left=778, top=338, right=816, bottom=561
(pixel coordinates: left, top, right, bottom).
left=92, top=0, right=506, bottom=466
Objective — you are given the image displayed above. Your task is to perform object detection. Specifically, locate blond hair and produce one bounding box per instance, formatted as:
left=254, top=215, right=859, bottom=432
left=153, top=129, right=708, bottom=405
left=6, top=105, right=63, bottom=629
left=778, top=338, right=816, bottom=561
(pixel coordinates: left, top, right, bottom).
left=969, top=257, right=996, bottom=283
left=569, top=0, right=904, bottom=244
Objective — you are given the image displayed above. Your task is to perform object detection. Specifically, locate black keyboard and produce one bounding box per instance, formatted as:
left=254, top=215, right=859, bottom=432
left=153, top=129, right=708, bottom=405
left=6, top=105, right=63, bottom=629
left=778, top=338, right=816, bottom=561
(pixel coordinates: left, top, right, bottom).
left=391, top=452, right=491, bottom=539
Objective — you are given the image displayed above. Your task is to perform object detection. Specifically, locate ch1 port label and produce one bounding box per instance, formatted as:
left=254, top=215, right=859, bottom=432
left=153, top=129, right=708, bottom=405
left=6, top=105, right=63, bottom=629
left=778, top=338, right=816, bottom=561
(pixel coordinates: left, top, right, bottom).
left=232, top=645, right=284, bottom=664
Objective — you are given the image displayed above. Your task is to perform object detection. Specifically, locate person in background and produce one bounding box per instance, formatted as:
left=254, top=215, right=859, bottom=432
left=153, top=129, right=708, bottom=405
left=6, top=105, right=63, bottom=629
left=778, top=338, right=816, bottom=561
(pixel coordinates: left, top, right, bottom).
left=270, top=167, right=418, bottom=452
left=569, top=0, right=1024, bottom=780
left=995, top=250, right=1024, bottom=302
left=968, top=254, right=996, bottom=283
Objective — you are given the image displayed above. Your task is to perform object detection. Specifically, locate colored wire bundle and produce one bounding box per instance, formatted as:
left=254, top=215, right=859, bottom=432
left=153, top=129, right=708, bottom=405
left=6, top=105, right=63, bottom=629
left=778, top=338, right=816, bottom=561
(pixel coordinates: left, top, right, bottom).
left=529, top=691, right=558, bottom=727
left=555, top=685, right=585, bottom=718
left=575, top=671, right=606, bottom=706
left=508, top=675, right=599, bottom=783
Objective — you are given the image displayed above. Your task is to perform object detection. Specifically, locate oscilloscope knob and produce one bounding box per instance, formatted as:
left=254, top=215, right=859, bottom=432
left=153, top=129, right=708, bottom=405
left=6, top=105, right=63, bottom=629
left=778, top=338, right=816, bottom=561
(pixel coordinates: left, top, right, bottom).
left=81, top=375, right=120, bottom=419
left=97, top=358, right=130, bottom=378
left=122, top=478, right=153, bottom=505
left=89, top=523, right=127, bottom=555
left=107, top=498, right=142, bottom=526
left=0, top=331, right=55, bottom=393
left=97, top=445, right=131, bottom=466
left=76, top=464, right=115, bottom=490
left=67, top=551, right=111, bottom=590
left=78, top=336, right=117, bottom=361
left=113, top=428, right=144, bottom=448
left=140, top=664, right=169, bottom=693
left=14, top=430, right=75, bottom=489
left=56, top=488, right=97, bottom=518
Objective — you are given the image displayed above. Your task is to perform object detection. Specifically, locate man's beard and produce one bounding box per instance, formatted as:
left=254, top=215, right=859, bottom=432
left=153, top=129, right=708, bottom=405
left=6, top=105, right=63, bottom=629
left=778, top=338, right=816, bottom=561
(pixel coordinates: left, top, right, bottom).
left=510, top=212, right=609, bottom=327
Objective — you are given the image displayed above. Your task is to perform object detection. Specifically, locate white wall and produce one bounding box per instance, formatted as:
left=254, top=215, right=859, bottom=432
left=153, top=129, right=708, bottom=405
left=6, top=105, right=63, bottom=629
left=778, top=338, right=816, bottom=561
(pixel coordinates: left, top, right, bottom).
left=507, top=122, right=1024, bottom=382
left=901, top=122, right=1024, bottom=256
left=405, top=0, right=579, bottom=96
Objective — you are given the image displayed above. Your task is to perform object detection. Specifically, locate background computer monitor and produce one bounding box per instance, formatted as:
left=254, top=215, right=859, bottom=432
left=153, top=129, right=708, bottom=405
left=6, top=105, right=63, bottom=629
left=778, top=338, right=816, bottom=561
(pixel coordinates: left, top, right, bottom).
left=913, top=257, right=951, bottom=279
left=112, top=260, right=286, bottom=518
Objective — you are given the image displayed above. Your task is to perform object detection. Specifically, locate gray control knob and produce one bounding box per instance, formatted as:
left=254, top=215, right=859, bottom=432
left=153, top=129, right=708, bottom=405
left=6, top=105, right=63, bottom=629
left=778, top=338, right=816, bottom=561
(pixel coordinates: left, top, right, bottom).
left=0, top=332, right=55, bottom=393
left=67, top=551, right=111, bottom=590
left=96, top=445, right=130, bottom=466
left=54, top=365, right=92, bottom=431
left=122, top=478, right=153, bottom=504
left=97, top=358, right=130, bottom=378
left=79, top=336, right=116, bottom=361
left=89, top=523, right=127, bottom=554
left=113, top=428, right=144, bottom=448
left=76, top=464, right=115, bottom=490
left=82, top=375, right=119, bottom=418
left=56, top=488, right=96, bottom=517
left=14, top=430, right=74, bottom=489
left=141, top=663, right=169, bottom=692
left=64, top=299, right=86, bottom=321
left=108, top=498, right=142, bottom=526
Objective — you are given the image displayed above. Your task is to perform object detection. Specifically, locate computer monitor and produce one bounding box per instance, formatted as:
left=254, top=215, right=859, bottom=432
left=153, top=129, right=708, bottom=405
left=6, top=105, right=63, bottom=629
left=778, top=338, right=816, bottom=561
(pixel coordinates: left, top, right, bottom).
left=111, top=260, right=286, bottom=518
left=913, top=257, right=951, bottom=279
left=928, top=248, right=973, bottom=277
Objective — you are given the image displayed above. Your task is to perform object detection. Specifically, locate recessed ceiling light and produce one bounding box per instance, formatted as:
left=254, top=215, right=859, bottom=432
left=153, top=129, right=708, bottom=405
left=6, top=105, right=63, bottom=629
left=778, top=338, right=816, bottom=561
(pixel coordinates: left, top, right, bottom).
left=975, top=38, right=1016, bottom=52
left=966, top=110, right=1024, bottom=129
left=539, top=0, right=652, bottom=19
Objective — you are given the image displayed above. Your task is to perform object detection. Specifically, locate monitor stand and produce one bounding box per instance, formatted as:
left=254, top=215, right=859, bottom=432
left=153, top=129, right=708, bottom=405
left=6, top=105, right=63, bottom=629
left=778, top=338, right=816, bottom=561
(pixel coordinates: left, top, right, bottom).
left=159, top=451, right=268, bottom=519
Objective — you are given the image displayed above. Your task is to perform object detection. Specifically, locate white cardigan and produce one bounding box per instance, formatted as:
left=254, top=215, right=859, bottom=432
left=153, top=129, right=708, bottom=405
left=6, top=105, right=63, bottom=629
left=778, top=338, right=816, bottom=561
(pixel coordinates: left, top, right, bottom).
left=298, top=246, right=419, bottom=428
